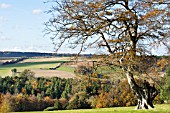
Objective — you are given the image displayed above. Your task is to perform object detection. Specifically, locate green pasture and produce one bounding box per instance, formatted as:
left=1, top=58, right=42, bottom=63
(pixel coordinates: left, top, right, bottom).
left=11, top=104, right=170, bottom=113
left=0, top=60, right=74, bottom=76
left=57, top=65, right=75, bottom=73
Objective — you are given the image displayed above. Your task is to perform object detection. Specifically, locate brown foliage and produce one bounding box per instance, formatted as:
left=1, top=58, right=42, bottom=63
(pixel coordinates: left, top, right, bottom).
left=1, top=94, right=56, bottom=112
left=112, top=80, right=137, bottom=107
left=95, top=92, right=113, bottom=108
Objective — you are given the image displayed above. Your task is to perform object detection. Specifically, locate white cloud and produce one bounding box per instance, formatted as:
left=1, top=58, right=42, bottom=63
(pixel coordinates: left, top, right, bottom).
left=1, top=45, right=53, bottom=53
left=0, top=16, right=5, bottom=21
left=0, top=3, right=11, bottom=9
left=32, top=9, right=42, bottom=15
left=0, top=36, right=10, bottom=41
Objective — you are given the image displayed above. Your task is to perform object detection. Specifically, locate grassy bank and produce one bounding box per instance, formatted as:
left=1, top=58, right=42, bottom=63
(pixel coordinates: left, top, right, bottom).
left=11, top=104, right=170, bottom=113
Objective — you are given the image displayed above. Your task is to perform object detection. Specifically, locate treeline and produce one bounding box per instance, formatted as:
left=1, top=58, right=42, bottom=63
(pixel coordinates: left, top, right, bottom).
left=0, top=69, right=164, bottom=112
left=0, top=69, right=136, bottom=112
left=0, top=51, right=92, bottom=58
left=2, top=57, right=28, bottom=65
left=0, top=70, right=72, bottom=99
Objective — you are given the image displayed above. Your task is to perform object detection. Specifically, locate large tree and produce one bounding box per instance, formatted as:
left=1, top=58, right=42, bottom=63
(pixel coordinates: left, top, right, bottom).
left=45, top=0, right=170, bottom=109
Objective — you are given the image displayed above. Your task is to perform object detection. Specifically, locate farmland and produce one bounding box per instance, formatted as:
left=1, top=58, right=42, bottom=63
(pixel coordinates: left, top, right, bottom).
left=0, top=57, right=75, bottom=78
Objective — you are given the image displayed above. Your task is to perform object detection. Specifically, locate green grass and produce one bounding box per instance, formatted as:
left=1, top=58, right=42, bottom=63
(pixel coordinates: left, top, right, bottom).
left=0, top=61, right=72, bottom=76
left=11, top=104, right=170, bottom=113
left=57, top=65, right=75, bottom=73
left=96, top=66, right=120, bottom=74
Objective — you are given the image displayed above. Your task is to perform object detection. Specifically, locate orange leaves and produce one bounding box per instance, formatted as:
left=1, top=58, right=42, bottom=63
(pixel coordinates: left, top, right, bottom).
left=89, top=3, right=99, bottom=9
left=95, top=92, right=113, bottom=108
left=32, top=80, right=38, bottom=89
left=142, top=8, right=164, bottom=20
left=45, top=81, right=51, bottom=87
left=99, top=12, right=105, bottom=17
left=70, top=25, right=77, bottom=31
left=157, top=58, right=169, bottom=71
left=72, top=1, right=84, bottom=5
left=108, top=39, right=123, bottom=43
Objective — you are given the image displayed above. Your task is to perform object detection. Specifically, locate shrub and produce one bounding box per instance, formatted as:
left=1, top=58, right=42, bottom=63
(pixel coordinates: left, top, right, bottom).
left=160, top=66, right=170, bottom=103
left=75, top=65, right=93, bottom=75
left=59, top=98, right=69, bottom=110
left=1, top=94, right=56, bottom=112
left=111, top=80, right=137, bottom=107
left=95, top=92, right=113, bottom=108
left=54, top=100, right=62, bottom=110
left=67, top=92, right=91, bottom=109
left=0, top=93, right=12, bottom=113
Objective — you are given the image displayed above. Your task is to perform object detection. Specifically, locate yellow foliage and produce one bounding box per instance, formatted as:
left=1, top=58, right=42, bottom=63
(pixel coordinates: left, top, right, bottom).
left=45, top=81, right=52, bottom=87
left=72, top=1, right=83, bottom=5
left=89, top=3, right=98, bottom=8
left=32, top=80, right=38, bottom=89
left=21, top=88, right=26, bottom=94
left=157, top=58, right=169, bottom=71
left=0, top=96, right=11, bottom=113
left=95, top=92, right=113, bottom=108
left=44, top=96, right=51, bottom=101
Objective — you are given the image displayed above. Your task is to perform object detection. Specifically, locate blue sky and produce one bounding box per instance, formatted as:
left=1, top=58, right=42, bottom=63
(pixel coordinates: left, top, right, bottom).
left=0, top=0, right=97, bottom=54
left=0, top=1, right=169, bottom=55
left=0, top=0, right=56, bottom=53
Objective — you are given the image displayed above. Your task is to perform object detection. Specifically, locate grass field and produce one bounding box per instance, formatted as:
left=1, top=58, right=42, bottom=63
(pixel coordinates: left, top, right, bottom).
left=0, top=57, right=119, bottom=78
left=11, top=104, right=170, bottom=113
left=0, top=57, right=75, bottom=77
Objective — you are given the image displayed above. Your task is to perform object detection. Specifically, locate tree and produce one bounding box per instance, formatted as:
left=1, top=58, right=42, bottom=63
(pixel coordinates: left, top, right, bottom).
left=45, top=0, right=170, bottom=110
left=11, top=68, right=17, bottom=76
left=160, top=65, right=170, bottom=103
left=20, top=69, right=35, bottom=79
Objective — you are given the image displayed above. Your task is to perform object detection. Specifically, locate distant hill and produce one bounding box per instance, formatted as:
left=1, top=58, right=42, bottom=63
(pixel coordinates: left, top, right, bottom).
left=0, top=51, right=92, bottom=57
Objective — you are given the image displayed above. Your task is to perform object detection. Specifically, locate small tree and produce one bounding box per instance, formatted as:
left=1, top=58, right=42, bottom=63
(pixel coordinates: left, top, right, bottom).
left=160, top=66, right=170, bottom=103
left=20, top=69, right=35, bottom=79
left=11, top=68, right=17, bottom=76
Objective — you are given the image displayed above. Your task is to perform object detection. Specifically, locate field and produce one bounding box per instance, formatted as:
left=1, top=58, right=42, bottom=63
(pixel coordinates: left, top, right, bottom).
left=0, top=56, right=121, bottom=78
left=11, top=104, right=170, bottom=113
left=0, top=57, right=76, bottom=78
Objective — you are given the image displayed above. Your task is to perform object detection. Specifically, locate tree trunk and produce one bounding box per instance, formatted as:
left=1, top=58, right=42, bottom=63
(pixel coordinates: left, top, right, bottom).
left=126, top=67, right=159, bottom=110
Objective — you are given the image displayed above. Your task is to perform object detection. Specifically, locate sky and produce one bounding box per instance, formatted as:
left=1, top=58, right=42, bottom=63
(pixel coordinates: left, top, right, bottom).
left=0, top=0, right=169, bottom=55
left=0, top=0, right=57, bottom=53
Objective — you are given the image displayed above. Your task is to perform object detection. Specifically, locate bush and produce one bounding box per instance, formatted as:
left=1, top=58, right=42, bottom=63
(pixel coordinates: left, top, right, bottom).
left=95, top=92, right=113, bottom=108
left=67, top=92, right=91, bottom=109
left=54, top=100, right=62, bottom=110
left=0, top=93, right=12, bottom=113
left=160, top=66, right=170, bottom=103
left=111, top=80, right=137, bottom=107
left=1, top=94, right=56, bottom=112
left=75, top=65, right=93, bottom=75
left=59, top=98, right=69, bottom=110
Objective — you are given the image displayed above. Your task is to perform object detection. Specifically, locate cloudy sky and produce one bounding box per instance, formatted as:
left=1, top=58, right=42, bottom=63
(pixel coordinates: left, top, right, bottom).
left=0, top=0, right=57, bottom=53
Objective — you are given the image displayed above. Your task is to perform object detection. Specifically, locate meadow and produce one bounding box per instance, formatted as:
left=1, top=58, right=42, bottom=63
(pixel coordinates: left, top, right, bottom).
left=0, top=57, right=75, bottom=77
left=0, top=57, right=119, bottom=78
left=11, top=104, right=170, bottom=113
